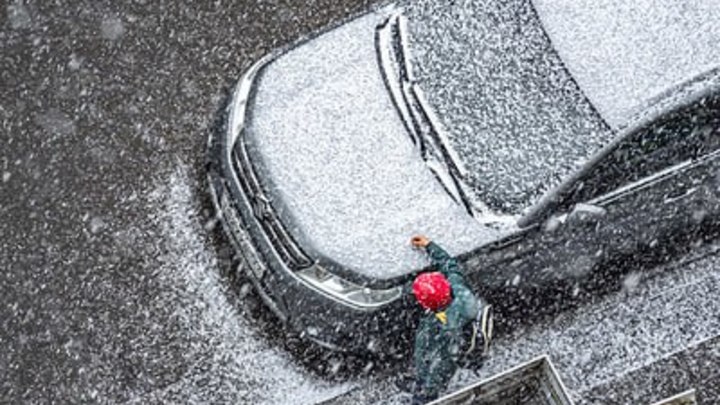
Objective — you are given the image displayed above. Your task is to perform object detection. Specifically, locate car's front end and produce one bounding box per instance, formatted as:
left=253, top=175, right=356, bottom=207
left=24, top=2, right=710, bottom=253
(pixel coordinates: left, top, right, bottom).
left=206, top=5, right=503, bottom=352
left=207, top=53, right=414, bottom=352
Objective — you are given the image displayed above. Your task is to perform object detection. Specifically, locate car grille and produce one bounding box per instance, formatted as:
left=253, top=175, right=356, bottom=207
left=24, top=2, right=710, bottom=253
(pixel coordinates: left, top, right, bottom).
left=231, top=136, right=313, bottom=270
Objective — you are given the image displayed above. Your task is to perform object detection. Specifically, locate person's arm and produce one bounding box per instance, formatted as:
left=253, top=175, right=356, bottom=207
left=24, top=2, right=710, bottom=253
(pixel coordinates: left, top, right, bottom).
left=411, top=235, right=462, bottom=278
left=425, top=242, right=462, bottom=278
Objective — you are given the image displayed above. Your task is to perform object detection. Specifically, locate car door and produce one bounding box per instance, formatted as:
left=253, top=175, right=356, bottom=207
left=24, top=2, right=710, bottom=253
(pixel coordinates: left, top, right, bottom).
left=464, top=95, right=720, bottom=294
left=463, top=197, right=612, bottom=292
left=551, top=96, right=720, bottom=266
left=475, top=96, right=720, bottom=288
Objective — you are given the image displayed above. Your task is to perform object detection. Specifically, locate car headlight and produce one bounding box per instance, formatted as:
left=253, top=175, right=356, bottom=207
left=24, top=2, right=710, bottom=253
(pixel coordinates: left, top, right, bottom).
left=297, top=265, right=403, bottom=309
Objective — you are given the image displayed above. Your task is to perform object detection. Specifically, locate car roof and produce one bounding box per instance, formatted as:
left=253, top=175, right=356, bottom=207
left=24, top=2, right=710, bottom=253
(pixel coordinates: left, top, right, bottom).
left=400, top=0, right=615, bottom=215
left=533, top=0, right=720, bottom=128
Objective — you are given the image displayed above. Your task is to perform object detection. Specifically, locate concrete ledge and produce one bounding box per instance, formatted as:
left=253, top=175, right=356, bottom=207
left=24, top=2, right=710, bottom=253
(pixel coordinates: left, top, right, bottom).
left=577, top=336, right=718, bottom=404
left=429, top=355, right=573, bottom=405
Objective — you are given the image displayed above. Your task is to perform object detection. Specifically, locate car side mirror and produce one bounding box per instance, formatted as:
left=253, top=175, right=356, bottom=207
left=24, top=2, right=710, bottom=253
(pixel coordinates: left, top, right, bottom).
left=566, top=203, right=607, bottom=227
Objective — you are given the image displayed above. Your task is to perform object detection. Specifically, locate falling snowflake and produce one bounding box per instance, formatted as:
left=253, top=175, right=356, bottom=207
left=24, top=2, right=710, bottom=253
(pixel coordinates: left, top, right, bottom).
left=100, top=16, right=125, bottom=41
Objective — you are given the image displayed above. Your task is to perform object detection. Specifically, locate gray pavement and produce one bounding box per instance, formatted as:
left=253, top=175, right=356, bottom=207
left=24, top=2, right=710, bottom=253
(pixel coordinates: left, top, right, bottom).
left=3, top=1, right=720, bottom=404
left=0, top=1, right=378, bottom=403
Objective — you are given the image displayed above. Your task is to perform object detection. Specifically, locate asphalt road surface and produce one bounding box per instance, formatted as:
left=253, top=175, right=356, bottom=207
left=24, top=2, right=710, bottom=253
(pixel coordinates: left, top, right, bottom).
left=0, top=1, right=382, bottom=403
left=5, top=1, right=720, bottom=404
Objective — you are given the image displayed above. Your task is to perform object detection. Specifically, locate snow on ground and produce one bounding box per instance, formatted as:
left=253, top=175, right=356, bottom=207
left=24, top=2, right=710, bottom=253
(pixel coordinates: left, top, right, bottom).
left=453, top=247, right=720, bottom=398
left=134, top=163, right=356, bottom=404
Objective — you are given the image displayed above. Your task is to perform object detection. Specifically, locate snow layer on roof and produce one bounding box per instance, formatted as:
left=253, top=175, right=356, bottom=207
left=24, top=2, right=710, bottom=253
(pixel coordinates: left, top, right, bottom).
left=533, top=0, right=720, bottom=127
left=245, top=11, right=500, bottom=280
left=399, top=0, right=614, bottom=213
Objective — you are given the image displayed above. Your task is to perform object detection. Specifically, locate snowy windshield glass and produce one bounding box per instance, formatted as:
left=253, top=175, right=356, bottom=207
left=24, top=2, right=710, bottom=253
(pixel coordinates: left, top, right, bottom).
left=399, top=0, right=615, bottom=215
left=375, top=14, right=478, bottom=219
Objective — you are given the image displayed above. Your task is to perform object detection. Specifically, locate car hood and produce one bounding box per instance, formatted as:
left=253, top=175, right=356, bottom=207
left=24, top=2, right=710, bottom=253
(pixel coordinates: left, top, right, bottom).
left=533, top=0, right=720, bottom=128
left=242, top=8, right=500, bottom=282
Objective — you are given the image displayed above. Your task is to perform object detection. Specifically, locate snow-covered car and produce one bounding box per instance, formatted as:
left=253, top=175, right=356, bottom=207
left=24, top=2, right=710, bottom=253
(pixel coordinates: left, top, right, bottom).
left=207, top=0, right=720, bottom=351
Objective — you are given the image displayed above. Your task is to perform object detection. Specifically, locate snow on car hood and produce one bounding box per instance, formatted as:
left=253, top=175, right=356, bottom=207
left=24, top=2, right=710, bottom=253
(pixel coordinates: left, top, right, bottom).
left=243, top=9, right=500, bottom=281
left=533, top=0, right=720, bottom=127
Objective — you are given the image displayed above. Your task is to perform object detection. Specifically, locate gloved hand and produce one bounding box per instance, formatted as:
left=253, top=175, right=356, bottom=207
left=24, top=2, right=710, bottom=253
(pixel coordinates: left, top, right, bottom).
left=411, top=235, right=430, bottom=248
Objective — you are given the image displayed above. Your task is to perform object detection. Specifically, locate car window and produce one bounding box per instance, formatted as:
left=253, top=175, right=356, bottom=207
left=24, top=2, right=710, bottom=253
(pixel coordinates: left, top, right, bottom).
left=563, top=97, right=720, bottom=206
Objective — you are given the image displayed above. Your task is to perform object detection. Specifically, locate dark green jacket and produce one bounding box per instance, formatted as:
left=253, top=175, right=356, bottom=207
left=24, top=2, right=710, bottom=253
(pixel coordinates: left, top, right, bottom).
left=414, top=242, right=479, bottom=398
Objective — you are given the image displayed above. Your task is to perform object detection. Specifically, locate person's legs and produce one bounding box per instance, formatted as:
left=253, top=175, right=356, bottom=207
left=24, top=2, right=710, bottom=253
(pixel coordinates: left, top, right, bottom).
left=411, top=380, right=439, bottom=405
left=411, top=393, right=436, bottom=405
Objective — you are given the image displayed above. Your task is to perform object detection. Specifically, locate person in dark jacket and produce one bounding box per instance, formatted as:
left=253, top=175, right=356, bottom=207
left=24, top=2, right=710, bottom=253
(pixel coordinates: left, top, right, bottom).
left=409, top=235, right=492, bottom=404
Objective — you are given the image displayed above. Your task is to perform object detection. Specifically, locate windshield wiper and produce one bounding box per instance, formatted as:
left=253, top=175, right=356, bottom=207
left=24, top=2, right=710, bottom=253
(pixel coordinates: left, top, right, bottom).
left=376, top=14, right=424, bottom=154
left=376, top=13, right=474, bottom=216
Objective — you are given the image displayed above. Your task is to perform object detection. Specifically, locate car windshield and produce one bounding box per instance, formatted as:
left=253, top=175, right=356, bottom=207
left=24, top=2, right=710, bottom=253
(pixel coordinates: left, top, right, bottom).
left=376, top=13, right=516, bottom=226
left=398, top=0, right=616, bottom=215
left=376, top=15, right=476, bottom=216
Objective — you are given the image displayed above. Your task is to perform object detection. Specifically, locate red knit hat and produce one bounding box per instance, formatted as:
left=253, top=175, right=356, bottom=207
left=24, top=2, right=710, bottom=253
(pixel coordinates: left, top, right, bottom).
left=412, top=272, right=452, bottom=311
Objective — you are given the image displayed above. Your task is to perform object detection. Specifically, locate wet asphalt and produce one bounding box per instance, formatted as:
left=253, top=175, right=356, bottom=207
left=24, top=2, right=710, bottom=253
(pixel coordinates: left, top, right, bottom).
left=0, top=1, right=380, bottom=402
